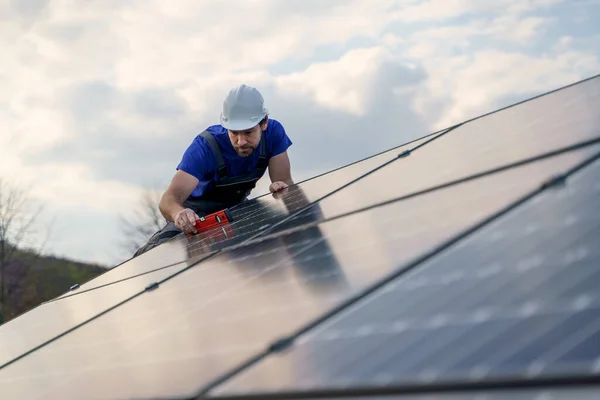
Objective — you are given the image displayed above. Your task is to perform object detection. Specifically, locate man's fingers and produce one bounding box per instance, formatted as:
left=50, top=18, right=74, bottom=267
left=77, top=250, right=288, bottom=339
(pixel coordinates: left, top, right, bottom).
left=186, top=212, right=196, bottom=225
left=270, top=181, right=289, bottom=193
left=184, top=211, right=197, bottom=233
left=175, top=209, right=199, bottom=234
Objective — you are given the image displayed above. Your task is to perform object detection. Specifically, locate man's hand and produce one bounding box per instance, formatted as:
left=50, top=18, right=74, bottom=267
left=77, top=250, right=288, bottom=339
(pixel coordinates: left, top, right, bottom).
left=269, top=181, right=289, bottom=198
left=269, top=181, right=288, bottom=192
left=174, top=208, right=200, bottom=234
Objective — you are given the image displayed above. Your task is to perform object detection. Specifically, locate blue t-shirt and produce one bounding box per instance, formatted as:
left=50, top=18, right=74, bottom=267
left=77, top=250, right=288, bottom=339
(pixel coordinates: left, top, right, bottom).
left=177, top=119, right=292, bottom=197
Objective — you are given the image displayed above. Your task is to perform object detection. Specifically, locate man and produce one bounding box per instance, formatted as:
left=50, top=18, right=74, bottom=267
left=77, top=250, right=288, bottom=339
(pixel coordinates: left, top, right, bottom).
left=134, top=84, right=293, bottom=256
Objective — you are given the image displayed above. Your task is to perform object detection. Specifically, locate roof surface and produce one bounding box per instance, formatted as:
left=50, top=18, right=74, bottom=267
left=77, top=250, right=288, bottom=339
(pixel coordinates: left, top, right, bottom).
left=1, top=74, right=600, bottom=399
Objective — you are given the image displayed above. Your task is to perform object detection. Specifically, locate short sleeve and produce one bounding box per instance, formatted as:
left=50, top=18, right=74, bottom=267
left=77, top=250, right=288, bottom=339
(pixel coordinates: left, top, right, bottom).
left=266, top=119, right=293, bottom=158
left=176, top=136, right=216, bottom=181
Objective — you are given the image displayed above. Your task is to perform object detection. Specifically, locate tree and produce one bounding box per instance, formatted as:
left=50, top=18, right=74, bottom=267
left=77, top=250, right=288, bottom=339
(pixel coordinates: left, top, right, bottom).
left=0, top=178, right=49, bottom=324
left=118, top=188, right=165, bottom=257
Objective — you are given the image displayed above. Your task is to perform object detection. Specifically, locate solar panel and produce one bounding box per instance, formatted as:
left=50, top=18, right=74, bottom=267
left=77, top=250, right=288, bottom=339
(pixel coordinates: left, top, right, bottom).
left=0, top=140, right=596, bottom=399
left=205, top=148, right=600, bottom=399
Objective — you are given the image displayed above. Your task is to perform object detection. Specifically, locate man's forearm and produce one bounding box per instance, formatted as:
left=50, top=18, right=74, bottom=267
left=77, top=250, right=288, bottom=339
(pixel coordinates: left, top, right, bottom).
left=159, top=192, right=187, bottom=222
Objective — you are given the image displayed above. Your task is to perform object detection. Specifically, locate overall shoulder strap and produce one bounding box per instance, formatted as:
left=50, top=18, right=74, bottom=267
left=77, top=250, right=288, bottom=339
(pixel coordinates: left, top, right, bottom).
left=256, top=130, right=268, bottom=169
left=198, top=130, right=227, bottom=179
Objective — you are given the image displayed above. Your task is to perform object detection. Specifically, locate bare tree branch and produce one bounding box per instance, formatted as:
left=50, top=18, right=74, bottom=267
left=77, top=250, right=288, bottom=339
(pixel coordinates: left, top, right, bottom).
left=117, top=188, right=165, bottom=256
left=0, top=178, right=51, bottom=323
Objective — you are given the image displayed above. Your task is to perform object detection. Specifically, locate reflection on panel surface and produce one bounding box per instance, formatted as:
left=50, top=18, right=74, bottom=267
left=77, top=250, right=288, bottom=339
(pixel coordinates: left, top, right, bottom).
left=209, top=156, right=600, bottom=397
left=0, top=260, right=191, bottom=369
left=0, top=145, right=594, bottom=400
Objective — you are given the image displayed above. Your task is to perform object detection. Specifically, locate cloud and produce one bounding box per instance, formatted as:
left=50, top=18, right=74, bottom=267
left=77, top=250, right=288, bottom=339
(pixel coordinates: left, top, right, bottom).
left=389, top=1, right=600, bottom=128
left=394, top=0, right=564, bottom=22
left=6, top=0, right=51, bottom=25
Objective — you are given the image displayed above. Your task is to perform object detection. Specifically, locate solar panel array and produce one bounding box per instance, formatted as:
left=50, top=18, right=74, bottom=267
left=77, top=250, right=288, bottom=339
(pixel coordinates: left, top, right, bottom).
left=0, top=74, right=599, bottom=400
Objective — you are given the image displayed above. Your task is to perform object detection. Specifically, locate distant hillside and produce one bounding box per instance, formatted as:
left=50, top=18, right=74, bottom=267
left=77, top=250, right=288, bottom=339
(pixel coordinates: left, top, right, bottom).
left=0, top=249, right=106, bottom=325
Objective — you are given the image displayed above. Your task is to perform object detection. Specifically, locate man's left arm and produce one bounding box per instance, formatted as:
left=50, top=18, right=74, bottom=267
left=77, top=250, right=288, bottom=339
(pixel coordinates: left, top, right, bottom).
left=268, top=151, right=294, bottom=193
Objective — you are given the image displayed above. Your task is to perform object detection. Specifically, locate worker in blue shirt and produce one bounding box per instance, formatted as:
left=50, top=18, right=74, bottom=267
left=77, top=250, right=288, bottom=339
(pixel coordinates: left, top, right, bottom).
left=134, top=84, right=293, bottom=256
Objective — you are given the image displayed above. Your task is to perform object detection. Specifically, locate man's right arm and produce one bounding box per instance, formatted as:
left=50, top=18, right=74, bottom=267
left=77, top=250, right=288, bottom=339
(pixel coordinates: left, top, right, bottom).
left=159, top=169, right=200, bottom=233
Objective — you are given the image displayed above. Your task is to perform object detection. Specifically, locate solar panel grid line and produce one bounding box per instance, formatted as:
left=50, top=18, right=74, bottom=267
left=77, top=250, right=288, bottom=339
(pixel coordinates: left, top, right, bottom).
left=195, top=151, right=600, bottom=398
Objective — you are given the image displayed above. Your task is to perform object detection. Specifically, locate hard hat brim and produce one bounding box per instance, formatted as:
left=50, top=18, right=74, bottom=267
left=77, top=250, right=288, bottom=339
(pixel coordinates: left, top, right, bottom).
left=220, top=112, right=267, bottom=131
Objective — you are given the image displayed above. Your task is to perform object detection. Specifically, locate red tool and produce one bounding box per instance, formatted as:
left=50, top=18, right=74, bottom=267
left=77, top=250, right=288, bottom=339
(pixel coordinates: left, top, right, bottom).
left=185, top=208, right=234, bottom=236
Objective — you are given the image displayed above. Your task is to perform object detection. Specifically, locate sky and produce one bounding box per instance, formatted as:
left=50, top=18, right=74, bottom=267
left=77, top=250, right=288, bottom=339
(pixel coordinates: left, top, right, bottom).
left=1, top=0, right=599, bottom=267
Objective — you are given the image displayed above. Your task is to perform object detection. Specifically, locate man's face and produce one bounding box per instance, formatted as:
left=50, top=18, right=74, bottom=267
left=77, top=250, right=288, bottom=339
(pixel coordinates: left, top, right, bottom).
left=228, top=119, right=267, bottom=157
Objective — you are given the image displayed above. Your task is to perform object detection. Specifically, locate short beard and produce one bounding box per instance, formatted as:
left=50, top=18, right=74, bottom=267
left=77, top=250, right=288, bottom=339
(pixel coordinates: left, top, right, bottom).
left=235, top=146, right=254, bottom=157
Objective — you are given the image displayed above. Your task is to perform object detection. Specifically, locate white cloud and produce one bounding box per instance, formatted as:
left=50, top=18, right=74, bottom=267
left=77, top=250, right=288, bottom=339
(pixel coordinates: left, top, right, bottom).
left=275, top=47, right=402, bottom=116
left=392, top=1, right=599, bottom=128
left=395, top=0, right=564, bottom=22
left=29, top=163, right=142, bottom=213
left=409, top=48, right=600, bottom=129
left=104, top=0, right=403, bottom=89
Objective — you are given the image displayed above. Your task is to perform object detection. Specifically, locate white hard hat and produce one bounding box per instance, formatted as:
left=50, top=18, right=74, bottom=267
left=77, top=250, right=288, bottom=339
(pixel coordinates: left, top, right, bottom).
left=220, top=84, right=269, bottom=131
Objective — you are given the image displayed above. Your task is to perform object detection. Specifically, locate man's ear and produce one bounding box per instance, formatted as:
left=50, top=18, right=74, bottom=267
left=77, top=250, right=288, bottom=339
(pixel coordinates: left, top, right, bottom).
left=260, top=115, right=269, bottom=130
